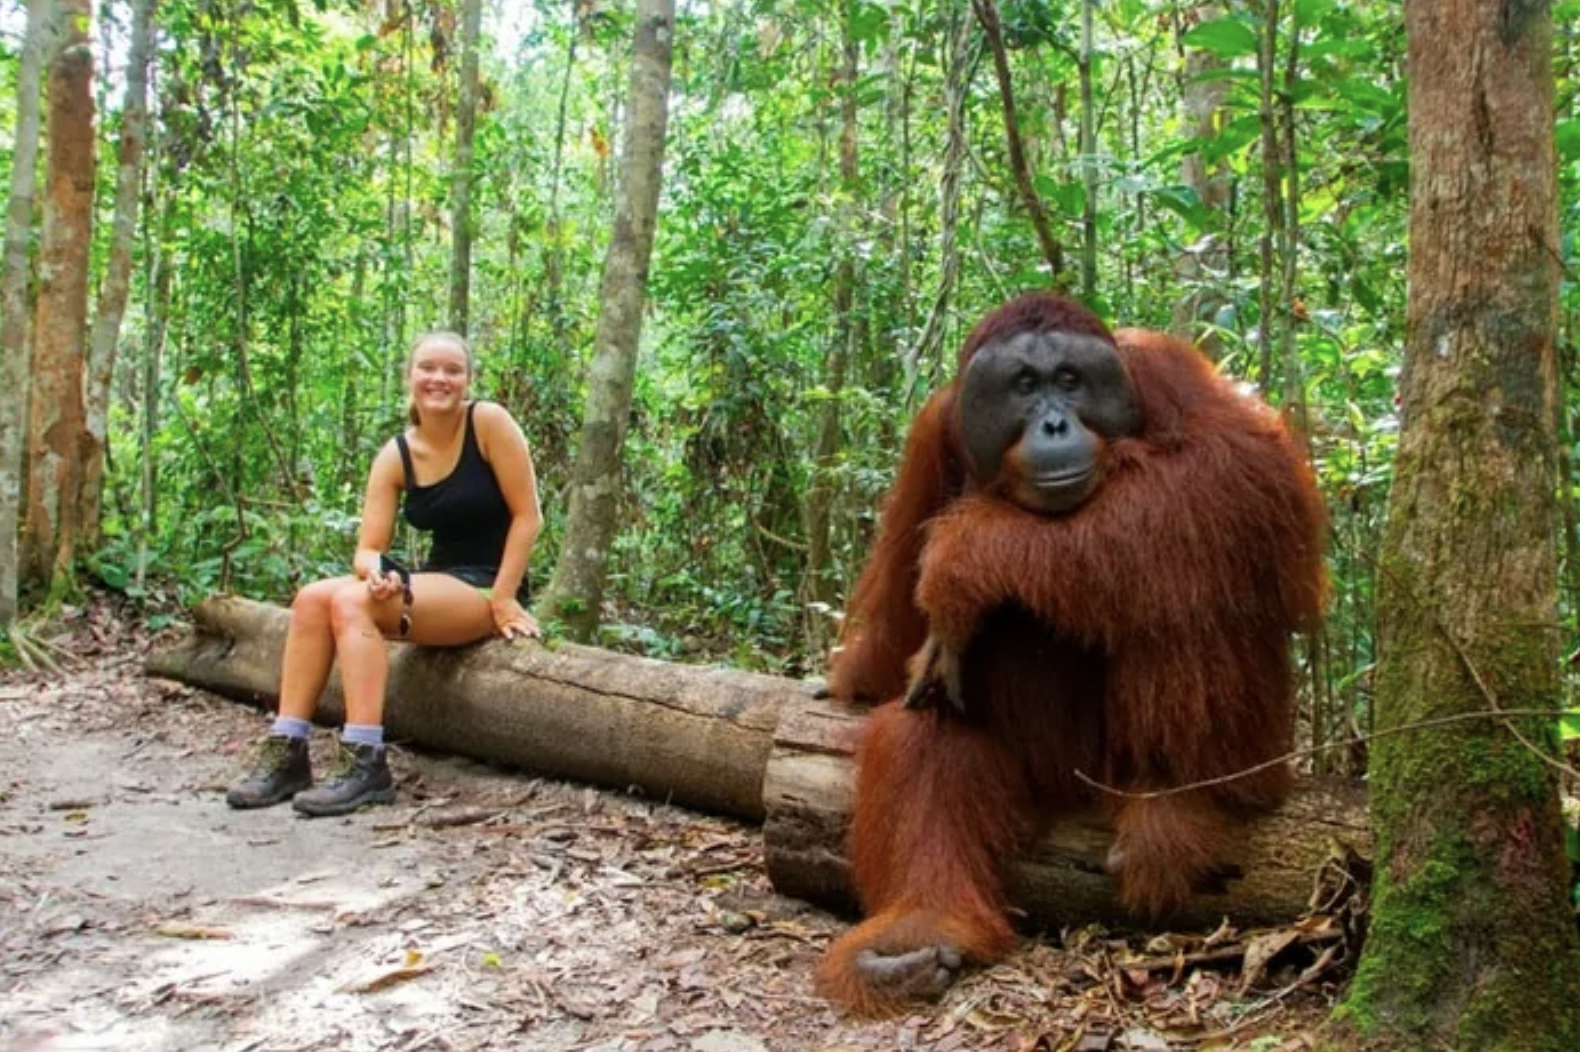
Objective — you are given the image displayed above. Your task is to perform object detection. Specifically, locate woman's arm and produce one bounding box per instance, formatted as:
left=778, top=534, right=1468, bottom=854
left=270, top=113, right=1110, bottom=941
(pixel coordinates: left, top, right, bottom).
left=352, top=441, right=404, bottom=580
left=474, top=402, right=543, bottom=635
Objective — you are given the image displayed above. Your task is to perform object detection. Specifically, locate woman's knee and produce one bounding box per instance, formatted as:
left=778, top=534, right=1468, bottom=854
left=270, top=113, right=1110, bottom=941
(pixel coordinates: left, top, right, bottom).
left=327, top=581, right=380, bottom=635
left=289, top=578, right=343, bottom=628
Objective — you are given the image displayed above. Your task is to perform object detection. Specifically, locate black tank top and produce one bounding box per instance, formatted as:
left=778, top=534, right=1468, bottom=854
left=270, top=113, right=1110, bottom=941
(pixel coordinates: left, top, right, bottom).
left=396, top=403, right=512, bottom=573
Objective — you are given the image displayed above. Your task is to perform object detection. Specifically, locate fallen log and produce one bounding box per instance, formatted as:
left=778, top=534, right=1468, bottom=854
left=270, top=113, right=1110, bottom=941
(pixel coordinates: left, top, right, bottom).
left=145, top=596, right=792, bottom=821
left=148, top=597, right=1372, bottom=929
left=762, top=696, right=1371, bottom=930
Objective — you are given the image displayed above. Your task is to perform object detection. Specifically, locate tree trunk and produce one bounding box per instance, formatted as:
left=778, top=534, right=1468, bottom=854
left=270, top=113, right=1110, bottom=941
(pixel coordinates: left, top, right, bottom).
left=448, top=0, right=482, bottom=335
left=802, top=5, right=861, bottom=650
left=81, top=0, right=156, bottom=550
left=1332, top=3, right=1580, bottom=1049
left=24, top=0, right=95, bottom=593
left=137, top=197, right=172, bottom=592
left=1170, top=4, right=1231, bottom=355
left=1077, top=0, right=1097, bottom=299
left=905, top=5, right=971, bottom=397
left=540, top=0, right=675, bottom=640
left=148, top=597, right=1369, bottom=929
left=1255, top=0, right=1282, bottom=393
left=0, top=0, right=52, bottom=625
left=971, top=0, right=1066, bottom=286
left=543, top=3, right=579, bottom=351
left=871, top=3, right=910, bottom=399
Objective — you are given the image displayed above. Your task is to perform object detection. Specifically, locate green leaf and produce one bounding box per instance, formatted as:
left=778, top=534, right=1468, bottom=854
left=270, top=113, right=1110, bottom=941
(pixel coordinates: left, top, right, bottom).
left=850, top=1, right=889, bottom=45
left=1332, top=76, right=1401, bottom=117
left=1040, top=178, right=1086, bottom=219
left=1557, top=120, right=1580, bottom=164
left=1181, top=17, right=1259, bottom=58
left=1150, top=185, right=1208, bottom=229
left=1304, top=38, right=1374, bottom=61
left=92, top=559, right=129, bottom=590
left=1560, top=710, right=1580, bottom=741
left=1352, top=276, right=1382, bottom=315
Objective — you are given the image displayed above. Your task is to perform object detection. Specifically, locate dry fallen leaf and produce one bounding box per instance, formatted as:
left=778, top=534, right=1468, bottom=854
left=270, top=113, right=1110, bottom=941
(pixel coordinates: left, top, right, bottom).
left=1241, top=930, right=1301, bottom=990
left=338, top=963, right=435, bottom=994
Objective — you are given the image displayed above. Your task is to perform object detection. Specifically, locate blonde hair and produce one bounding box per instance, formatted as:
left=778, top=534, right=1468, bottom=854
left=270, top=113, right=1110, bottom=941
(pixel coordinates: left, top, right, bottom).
left=405, top=331, right=474, bottom=425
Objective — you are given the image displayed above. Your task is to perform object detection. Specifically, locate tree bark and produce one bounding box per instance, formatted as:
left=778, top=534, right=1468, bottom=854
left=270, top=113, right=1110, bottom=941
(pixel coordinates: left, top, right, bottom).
left=540, top=0, right=675, bottom=640
left=0, top=0, right=52, bottom=625
left=81, top=0, right=156, bottom=550
left=448, top=0, right=482, bottom=335
left=24, top=0, right=95, bottom=593
left=149, top=597, right=1370, bottom=929
left=1333, top=3, right=1580, bottom=1049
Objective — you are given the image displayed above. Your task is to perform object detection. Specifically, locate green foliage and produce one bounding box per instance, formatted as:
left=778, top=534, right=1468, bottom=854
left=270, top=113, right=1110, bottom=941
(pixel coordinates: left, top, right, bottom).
left=1181, top=16, right=1260, bottom=59
left=1, top=0, right=1561, bottom=701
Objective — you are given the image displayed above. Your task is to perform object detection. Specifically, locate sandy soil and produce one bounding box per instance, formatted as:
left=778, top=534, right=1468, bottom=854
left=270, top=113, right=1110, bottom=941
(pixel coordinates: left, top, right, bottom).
left=0, top=604, right=1337, bottom=1052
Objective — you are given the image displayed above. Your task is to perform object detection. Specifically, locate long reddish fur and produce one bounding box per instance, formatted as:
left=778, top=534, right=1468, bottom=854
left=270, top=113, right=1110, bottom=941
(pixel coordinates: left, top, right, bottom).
left=817, top=295, right=1327, bottom=1014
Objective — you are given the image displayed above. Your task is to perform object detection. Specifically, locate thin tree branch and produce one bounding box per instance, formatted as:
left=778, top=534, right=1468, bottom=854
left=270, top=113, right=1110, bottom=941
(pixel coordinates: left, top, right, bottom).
left=1075, top=706, right=1579, bottom=801
left=970, top=0, right=1068, bottom=285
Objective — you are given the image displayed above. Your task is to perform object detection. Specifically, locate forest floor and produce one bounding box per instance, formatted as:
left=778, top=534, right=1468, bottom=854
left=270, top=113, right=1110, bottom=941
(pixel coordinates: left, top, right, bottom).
left=0, top=597, right=1343, bottom=1052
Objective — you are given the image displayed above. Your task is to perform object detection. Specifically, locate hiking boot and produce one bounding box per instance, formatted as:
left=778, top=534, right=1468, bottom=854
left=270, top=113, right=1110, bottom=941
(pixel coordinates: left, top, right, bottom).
left=225, top=735, right=313, bottom=809
left=291, top=740, right=395, bottom=818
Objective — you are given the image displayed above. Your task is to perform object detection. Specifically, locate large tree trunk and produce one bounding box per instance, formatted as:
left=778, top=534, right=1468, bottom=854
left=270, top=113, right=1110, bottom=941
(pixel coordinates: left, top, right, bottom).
left=1333, top=3, right=1580, bottom=1049
left=447, top=0, right=482, bottom=335
left=0, top=0, right=52, bottom=626
left=539, top=0, right=675, bottom=640
left=149, top=597, right=1370, bottom=930
left=24, top=0, right=95, bottom=592
left=81, top=0, right=156, bottom=550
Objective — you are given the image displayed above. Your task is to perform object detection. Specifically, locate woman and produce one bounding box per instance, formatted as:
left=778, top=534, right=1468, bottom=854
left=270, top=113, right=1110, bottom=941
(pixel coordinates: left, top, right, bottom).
left=226, top=331, right=543, bottom=817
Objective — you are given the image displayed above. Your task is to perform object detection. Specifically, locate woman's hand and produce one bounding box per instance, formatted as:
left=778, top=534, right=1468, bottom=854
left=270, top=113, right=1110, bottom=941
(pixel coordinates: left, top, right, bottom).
left=366, top=569, right=403, bottom=603
left=490, top=596, right=541, bottom=640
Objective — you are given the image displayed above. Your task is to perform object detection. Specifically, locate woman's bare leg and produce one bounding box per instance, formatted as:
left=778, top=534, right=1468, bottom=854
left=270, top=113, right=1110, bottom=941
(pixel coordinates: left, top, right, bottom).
left=292, top=573, right=497, bottom=817
left=327, top=572, right=495, bottom=727
left=227, top=577, right=359, bottom=809
left=276, top=577, right=357, bottom=721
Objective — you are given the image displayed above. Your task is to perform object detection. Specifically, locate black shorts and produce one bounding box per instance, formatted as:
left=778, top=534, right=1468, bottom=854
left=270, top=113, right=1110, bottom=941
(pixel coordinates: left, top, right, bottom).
left=421, top=563, right=532, bottom=602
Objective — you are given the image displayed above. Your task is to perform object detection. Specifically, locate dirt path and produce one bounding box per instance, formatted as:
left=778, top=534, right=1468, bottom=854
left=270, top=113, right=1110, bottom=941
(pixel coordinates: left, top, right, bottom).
left=0, top=606, right=1335, bottom=1051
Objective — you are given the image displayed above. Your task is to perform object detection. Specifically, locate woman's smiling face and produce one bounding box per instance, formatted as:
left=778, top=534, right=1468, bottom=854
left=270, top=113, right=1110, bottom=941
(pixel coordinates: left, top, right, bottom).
left=408, top=335, right=471, bottom=416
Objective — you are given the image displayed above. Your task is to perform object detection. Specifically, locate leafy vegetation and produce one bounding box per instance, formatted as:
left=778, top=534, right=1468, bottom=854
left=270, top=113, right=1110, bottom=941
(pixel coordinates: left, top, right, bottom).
left=2, top=0, right=1578, bottom=747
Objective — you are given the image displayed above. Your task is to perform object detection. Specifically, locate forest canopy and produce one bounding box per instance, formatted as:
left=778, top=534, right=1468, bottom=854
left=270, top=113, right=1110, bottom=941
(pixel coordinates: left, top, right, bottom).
left=0, top=0, right=1576, bottom=730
